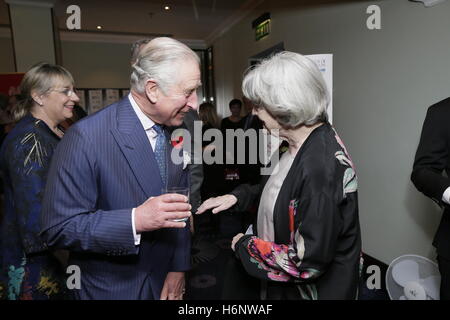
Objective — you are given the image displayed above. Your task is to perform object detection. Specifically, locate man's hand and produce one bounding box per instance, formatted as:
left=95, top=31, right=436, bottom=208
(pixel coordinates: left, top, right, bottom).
left=135, top=194, right=191, bottom=233
left=231, top=233, right=244, bottom=251
left=196, top=194, right=238, bottom=215
left=160, top=272, right=185, bottom=300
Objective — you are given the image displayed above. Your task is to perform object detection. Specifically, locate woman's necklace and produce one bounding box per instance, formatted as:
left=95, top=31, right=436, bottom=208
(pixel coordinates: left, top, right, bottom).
left=53, top=126, right=64, bottom=138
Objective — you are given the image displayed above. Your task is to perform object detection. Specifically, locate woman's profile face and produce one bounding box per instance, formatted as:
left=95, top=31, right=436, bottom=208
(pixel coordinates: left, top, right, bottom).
left=253, top=107, right=281, bottom=136
left=40, top=78, right=79, bottom=124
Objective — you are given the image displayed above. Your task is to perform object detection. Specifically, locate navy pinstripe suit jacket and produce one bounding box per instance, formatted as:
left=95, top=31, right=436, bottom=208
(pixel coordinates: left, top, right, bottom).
left=40, top=97, right=191, bottom=299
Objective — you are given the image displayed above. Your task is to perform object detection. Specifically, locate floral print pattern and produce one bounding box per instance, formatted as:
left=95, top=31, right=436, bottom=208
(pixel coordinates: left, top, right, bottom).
left=245, top=199, right=322, bottom=284
left=333, top=129, right=358, bottom=198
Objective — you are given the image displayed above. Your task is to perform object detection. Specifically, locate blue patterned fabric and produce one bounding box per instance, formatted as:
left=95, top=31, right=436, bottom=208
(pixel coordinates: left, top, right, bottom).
left=40, top=97, right=190, bottom=300
left=0, top=115, right=67, bottom=300
left=153, top=124, right=167, bottom=187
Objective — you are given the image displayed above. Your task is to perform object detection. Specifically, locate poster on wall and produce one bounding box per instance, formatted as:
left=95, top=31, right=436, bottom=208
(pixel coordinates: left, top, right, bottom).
left=88, top=89, right=103, bottom=114
left=105, top=89, right=120, bottom=106
left=305, top=54, right=333, bottom=124
left=75, top=89, right=86, bottom=111
left=121, top=89, right=130, bottom=98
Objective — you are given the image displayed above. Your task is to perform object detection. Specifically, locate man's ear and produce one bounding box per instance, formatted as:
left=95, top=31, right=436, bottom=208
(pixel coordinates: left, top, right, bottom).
left=145, top=79, right=159, bottom=104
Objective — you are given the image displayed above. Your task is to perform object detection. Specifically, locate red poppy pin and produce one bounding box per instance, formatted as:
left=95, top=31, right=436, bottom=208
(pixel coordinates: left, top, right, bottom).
left=171, top=135, right=184, bottom=149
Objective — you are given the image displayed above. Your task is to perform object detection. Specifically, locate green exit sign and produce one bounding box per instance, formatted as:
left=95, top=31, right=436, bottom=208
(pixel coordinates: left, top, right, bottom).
left=252, top=12, right=271, bottom=41
left=255, top=19, right=270, bottom=41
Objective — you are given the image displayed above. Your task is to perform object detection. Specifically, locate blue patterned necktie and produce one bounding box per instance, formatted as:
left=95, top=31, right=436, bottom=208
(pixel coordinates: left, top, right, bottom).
left=152, top=124, right=167, bottom=186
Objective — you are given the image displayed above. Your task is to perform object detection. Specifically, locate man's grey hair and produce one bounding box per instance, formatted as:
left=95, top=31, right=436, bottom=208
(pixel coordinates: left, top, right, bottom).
left=242, top=51, right=330, bottom=128
left=130, top=37, right=200, bottom=95
left=130, top=38, right=151, bottom=65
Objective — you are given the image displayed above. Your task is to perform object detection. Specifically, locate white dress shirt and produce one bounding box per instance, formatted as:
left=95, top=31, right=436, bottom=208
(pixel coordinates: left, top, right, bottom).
left=128, top=93, right=161, bottom=245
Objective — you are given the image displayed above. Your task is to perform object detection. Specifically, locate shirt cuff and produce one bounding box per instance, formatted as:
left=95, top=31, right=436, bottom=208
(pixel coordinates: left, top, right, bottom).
left=132, top=208, right=141, bottom=245
left=442, top=187, right=450, bottom=205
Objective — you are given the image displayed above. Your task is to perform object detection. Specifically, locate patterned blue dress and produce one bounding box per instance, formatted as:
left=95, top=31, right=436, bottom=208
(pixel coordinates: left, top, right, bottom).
left=0, top=114, right=67, bottom=300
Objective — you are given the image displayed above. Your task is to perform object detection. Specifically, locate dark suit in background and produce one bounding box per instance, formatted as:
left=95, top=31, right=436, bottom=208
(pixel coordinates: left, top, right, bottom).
left=411, top=97, right=450, bottom=300
left=169, top=109, right=203, bottom=234
left=241, top=113, right=264, bottom=185
left=177, top=109, right=203, bottom=213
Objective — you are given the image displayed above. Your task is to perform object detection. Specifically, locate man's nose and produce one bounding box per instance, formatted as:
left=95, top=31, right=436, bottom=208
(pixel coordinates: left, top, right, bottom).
left=187, top=91, right=198, bottom=110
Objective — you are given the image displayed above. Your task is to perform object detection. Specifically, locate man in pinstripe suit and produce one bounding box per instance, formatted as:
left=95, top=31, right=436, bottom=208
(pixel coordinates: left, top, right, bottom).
left=40, top=38, right=201, bottom=300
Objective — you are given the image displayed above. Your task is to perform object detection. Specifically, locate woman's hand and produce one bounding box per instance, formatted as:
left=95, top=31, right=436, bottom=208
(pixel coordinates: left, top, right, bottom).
left=231, top=233, right=244, bottom=251
left=196, top=194, right=238, bottom=215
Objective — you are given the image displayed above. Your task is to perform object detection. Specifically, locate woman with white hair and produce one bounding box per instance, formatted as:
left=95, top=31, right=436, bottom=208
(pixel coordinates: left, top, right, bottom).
left=197, top=51, right=362, bottom=300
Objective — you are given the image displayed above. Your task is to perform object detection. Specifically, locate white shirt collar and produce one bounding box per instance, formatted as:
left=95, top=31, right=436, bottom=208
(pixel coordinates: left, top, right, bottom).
left=128, top=93, right=156, bottom=132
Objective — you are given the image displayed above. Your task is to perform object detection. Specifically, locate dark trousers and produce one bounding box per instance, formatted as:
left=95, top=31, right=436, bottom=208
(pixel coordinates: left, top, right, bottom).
left=222, top=257, right=260, bottom=300
left=437, top=255, right=450, bottom=300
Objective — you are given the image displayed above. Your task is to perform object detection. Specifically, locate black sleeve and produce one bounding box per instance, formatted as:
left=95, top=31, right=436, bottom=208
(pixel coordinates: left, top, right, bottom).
left=230, top=183, right=262, bottom=212
left=234, top=193, right=343, bottom=285
left=411, top=102, right=450, bottom=204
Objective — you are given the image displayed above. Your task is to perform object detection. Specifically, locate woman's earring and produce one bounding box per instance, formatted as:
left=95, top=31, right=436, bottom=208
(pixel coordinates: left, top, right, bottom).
left=32, top=94, right=43, bottom=106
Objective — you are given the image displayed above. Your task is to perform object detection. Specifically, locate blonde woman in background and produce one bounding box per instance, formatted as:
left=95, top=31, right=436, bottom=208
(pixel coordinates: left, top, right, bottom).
left=0, top=62, right=79, bottom=300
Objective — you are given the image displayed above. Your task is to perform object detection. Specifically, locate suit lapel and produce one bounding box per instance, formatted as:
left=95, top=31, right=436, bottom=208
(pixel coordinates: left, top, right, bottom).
left=110, top=98, right=164, bottom=197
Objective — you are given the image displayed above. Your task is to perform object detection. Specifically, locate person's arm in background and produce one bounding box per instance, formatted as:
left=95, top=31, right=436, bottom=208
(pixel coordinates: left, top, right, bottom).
left=188, top=163, right=203, bottom=212
left=183, top=112, right=203, bottom=213
left=411, top=101, right=450, bottom=206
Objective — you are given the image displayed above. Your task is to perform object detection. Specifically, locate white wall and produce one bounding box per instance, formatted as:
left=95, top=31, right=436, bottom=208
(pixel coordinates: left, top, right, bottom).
left=212, top=0, right=450, bottom=264
left=9, top=4, right=56, bottom=71
left=0, top=35, right=132, bottom=87
left=0, top=37, right=15, bottom=73
left=61, top=40, right=132, bottom=88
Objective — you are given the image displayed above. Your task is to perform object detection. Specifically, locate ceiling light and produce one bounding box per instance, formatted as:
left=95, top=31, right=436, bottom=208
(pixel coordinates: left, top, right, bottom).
left=410, top=0, right=447, bottom=7
left=97, top=25, right=102, bottom=30
left=164, top=6, right=170, bottom=10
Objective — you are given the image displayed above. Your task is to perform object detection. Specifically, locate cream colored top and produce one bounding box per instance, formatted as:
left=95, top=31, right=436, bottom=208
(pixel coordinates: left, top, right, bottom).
left=257, top=151, right=296, bottom=241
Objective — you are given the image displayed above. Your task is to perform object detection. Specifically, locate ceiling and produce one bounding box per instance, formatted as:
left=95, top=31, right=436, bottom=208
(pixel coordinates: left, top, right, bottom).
left=54, top=0, right=254, bottom=40
left=0, top=0, right=257, bottom=42
left=1, top=0, right=377, bottom=45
